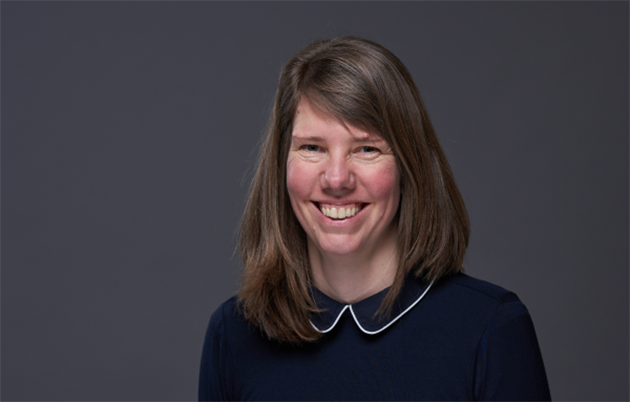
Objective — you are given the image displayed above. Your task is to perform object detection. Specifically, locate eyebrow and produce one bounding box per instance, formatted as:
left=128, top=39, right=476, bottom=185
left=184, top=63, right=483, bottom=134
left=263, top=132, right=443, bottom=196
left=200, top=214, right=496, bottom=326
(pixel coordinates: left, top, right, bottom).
left=355, top=137, right=383, bottom=143
left=291, top=135, right=325, bottom=142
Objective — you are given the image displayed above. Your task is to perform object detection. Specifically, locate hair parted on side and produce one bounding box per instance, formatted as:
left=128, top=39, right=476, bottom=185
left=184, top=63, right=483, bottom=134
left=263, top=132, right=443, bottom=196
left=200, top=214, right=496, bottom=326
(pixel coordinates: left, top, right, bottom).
left=238, top=36, right=469, bottom=344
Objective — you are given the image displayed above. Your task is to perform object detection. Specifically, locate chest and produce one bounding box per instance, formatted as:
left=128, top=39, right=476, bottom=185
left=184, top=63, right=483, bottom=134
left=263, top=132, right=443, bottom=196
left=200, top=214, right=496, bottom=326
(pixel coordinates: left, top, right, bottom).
left=228, top=313, right=480, bottom=401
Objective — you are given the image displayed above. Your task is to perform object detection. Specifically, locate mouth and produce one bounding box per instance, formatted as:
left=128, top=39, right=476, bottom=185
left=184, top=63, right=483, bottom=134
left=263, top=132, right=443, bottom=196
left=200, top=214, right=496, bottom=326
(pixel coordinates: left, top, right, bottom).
left=315, top=202, right=365, bottom=220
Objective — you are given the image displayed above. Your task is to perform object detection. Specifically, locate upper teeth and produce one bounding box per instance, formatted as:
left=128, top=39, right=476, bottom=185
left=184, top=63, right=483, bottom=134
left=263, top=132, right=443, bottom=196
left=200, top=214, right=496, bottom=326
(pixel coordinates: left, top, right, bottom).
left=320, top=205, right=361, bottom=219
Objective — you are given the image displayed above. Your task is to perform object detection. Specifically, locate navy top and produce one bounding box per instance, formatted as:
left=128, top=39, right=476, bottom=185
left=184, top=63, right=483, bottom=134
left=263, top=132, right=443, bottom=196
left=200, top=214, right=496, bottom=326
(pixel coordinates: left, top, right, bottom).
left=199, top=273, right=551, bottom=401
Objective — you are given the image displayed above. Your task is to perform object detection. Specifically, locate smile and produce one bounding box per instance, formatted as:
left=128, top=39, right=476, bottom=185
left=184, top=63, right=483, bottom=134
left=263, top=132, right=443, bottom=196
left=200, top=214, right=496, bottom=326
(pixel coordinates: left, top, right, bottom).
left=317, top=203, right=363, bottom=220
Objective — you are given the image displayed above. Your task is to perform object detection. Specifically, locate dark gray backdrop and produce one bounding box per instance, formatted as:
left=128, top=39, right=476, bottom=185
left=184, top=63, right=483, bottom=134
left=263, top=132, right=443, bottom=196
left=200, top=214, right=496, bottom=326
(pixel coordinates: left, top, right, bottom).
left=2, top=2, right=628, bottom=401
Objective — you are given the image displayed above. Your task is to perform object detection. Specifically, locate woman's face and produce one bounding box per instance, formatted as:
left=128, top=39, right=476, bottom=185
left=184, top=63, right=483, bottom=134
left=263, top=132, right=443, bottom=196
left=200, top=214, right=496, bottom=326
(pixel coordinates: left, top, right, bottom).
left=286, top=99, right=400, bottom=259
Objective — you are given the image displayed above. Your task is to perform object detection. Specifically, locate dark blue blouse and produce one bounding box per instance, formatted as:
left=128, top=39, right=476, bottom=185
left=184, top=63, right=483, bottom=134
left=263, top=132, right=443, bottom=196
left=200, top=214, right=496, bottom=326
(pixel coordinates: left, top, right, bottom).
left=199, top=273, right=551, bottom=401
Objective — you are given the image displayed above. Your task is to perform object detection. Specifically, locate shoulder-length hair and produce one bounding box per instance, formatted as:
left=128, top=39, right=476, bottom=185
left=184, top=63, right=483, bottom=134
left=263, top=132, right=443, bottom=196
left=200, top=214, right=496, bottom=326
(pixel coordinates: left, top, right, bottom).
left=238, top=37, right=469, bottom=344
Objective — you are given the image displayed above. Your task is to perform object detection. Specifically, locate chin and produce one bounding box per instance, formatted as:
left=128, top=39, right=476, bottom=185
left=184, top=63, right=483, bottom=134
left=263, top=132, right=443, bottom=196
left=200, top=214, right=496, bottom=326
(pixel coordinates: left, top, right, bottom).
left=311, top=236, right=363, bottom=257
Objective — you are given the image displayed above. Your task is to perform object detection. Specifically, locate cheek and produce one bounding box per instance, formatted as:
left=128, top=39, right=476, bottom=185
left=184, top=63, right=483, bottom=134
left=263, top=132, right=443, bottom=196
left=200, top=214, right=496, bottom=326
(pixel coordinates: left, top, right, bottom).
left=366, top=163, right=401, bottom=204
left=286, top=160, right=319, bottom=232
left=286, top=159, right=314, bottom=205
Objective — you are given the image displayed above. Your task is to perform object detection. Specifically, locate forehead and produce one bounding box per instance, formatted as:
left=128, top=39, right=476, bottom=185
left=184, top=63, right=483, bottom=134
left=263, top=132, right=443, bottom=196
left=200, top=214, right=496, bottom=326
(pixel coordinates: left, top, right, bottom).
left=292, top=99, right=380, bottom=142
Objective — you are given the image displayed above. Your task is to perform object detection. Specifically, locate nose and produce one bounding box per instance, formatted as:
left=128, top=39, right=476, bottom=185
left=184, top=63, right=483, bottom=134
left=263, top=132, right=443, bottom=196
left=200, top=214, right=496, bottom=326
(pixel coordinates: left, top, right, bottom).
left=321, top=154, right=355, bottom=194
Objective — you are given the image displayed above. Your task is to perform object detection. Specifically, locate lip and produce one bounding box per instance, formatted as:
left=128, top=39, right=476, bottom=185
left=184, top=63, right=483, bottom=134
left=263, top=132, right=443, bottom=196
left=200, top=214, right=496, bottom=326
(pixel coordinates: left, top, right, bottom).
left=312, top=201, right=368, bottom=225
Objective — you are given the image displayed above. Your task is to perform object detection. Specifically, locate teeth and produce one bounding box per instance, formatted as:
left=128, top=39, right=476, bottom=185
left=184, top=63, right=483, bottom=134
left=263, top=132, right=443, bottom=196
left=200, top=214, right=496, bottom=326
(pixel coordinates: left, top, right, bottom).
left=320, top=204, right=361, bottom=220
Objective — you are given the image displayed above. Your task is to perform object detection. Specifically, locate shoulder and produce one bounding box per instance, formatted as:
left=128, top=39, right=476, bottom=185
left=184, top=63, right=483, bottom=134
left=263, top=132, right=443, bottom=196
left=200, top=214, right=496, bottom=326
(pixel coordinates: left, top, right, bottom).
left=422, top=273, right=531, bottom=332
left=431, top=273, right=525, bottom=313
left=438, top=273, right=521, bottom=304
left=436, top=275, right=552, bottom=400
left=208, top=296, right=239, bottom=325
left=203, top=296, right=236, bottom=349
left=206, top=296, right=250, bottom=339
left=206, top=295, right=265, bottom=345
left=201, top=296, right=255, bottom=401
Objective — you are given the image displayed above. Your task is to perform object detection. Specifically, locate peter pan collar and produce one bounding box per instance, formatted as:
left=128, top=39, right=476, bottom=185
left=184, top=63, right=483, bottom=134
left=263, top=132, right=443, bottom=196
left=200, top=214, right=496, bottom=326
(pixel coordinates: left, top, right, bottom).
left=309, top=275, right=433, bottom=335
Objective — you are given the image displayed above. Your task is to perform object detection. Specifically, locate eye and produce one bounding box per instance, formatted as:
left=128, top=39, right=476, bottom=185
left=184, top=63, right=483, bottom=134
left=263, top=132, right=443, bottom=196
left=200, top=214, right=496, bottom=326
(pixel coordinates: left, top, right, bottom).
left=301, top=144, right=321, bottom=152
left=358, top=146, right=378, bottom=153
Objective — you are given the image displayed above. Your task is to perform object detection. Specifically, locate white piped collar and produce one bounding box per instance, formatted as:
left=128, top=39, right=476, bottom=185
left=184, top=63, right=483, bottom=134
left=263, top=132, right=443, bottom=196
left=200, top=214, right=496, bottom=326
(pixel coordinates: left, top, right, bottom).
left=309, top=275, right=434, bottom=335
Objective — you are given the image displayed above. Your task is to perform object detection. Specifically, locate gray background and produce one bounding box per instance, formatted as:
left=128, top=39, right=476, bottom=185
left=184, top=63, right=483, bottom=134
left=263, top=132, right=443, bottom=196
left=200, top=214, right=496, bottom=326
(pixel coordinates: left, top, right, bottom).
left=2, top=1, right=628, bottom=401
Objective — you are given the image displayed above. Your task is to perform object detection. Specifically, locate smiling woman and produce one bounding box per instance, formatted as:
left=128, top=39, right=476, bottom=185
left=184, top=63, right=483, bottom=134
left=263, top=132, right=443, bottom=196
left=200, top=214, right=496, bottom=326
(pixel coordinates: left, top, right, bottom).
left=287, top=99, right=401, bottom=302
left=199, top=37, right=551, bottom=401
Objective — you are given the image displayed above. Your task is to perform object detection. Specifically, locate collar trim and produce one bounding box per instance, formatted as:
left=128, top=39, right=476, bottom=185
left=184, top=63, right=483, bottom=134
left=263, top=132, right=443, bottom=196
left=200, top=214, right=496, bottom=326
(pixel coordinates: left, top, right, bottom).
left=312, top=305, right=350, bottom=334
left=310, top=278, right=434, bottom=335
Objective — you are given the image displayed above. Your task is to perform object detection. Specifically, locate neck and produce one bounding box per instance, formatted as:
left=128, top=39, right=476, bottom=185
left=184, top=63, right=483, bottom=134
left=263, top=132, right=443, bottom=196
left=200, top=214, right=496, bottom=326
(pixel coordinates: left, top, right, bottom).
left=308, top=229, right=399, bottom=305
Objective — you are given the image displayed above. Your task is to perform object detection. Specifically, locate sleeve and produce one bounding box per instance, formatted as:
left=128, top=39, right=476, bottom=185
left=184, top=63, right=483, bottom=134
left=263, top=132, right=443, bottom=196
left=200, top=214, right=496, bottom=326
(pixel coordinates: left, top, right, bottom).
left=474, top=300, right=552, bottom=401
left=198, top=303, right=232, bottom=401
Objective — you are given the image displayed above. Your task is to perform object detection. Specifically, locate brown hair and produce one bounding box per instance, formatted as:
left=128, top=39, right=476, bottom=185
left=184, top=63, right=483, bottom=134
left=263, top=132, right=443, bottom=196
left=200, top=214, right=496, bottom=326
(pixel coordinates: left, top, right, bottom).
left=238, top=37, right=469, bottom=343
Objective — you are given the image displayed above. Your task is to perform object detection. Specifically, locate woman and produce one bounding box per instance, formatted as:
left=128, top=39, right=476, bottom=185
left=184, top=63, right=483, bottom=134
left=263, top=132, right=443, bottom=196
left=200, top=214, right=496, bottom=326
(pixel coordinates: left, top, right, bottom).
left=199, top=37, right=551, bottom=401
